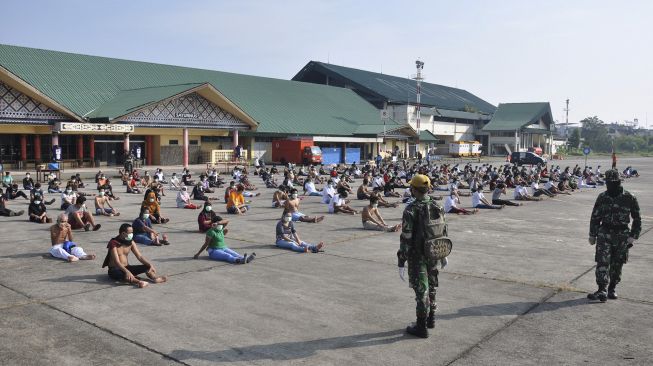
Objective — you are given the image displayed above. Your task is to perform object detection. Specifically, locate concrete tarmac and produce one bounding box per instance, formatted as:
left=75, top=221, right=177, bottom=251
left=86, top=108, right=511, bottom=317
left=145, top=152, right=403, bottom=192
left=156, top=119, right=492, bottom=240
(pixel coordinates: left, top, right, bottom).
left=0, top=157, right=651, bottom=365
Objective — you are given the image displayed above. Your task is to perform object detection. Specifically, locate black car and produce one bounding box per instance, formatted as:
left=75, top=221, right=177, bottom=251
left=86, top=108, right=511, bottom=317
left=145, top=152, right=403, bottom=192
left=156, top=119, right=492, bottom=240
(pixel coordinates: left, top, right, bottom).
left=511, top=151, right=547, bottom=166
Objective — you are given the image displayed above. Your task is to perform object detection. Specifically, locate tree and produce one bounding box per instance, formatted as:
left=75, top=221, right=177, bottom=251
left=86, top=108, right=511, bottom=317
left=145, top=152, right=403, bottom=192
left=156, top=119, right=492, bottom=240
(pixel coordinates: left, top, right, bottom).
left=580, top=116, right=611, bottom=152
left=568, top=128, right=581, bottom=149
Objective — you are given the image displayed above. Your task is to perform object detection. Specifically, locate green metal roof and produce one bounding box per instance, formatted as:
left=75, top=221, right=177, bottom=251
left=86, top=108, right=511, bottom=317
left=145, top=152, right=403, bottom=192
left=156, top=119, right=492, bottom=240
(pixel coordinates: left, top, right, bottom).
left=482, top=103, right=553, bottom=132
left=0, top=44, right=395, bottom=136
left=293, top=61, right=496, bottom=114
left=85, top=83, right=203, bottom=120
left=419, top=130, right=438, bottom=142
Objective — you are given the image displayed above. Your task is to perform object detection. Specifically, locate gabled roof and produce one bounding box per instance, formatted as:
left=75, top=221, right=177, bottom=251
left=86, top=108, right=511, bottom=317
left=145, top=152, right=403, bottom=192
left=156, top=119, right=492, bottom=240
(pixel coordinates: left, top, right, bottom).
left=419, top=130, right=439, bottom=142
left=483, top=103, right=553, bottom=132
left=0, top=44, right=395, bottom=136
left=292, top=61, right=496, bottom=114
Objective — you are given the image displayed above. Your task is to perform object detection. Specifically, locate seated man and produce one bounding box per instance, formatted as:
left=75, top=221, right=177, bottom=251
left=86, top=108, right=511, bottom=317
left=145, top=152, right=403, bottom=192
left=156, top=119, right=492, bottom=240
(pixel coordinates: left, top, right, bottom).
left=357, top=178, right=372, bottom=200
left=0, top=188, right=24, bottom=217
left=133, top=208, right=169, bottom=246
left=22, top=173, right=35, bottom=190
left=283, top=189, right=324, bottom=223
left=60, top=185, right=78, bottom=211
left=443, top=192, right=477, bottom=215
left=48, top=177, right=62, bottom=193
left=321, top=180, right=336, bottom=204
left=101, top=223, right=167, bottom=288
left=272, top=185, right=288, bottom=208
left=226, top=184, right=249, bottom=214
left=28, top=196, right=52, bottom=223
left=514, top=182, right=541, bottom=201
left=169, top=172, right=182, bottom=191
left=65, top=196, right=101, bottom=231
left=472, top=186, right=503, bottom=209
left=491, top=183, right=521, bottom=206
left=361, top=196, right=401, bottom=232
left=544, top=179, right=570, bottom=196
left=49, top=213, right=95, bottom=262
left=126, top=174, right=141, bottom=194
left=95, top=189, right=120, bottom=216
left=31, top=183, right=56, bottom=205
left=275, top=211, right=324, bottom=253
left=303, top=177, right=322, bottom=197
left=328, top=190, right=358, bottom=215
left=2, top=171, right=14, bottom=188
left=6, top=183, right=29, bottom=200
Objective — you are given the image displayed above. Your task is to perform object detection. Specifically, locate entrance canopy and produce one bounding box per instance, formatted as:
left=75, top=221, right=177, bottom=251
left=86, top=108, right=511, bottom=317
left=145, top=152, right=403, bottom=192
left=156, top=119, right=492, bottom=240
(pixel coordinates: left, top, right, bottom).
left=483, top=102, right=554, bottom=133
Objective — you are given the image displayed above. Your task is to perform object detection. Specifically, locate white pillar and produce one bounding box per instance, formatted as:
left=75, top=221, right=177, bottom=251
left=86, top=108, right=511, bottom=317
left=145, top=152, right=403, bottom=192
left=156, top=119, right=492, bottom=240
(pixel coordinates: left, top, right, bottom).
left=233, top=129, right=239, bottom=147
left=182, top=128, right=189, bottom=167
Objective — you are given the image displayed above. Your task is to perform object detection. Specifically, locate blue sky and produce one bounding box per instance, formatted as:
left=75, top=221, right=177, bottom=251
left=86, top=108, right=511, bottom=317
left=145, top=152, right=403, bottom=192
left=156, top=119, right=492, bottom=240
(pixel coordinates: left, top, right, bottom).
left=2, top=0, right=651, bottom=127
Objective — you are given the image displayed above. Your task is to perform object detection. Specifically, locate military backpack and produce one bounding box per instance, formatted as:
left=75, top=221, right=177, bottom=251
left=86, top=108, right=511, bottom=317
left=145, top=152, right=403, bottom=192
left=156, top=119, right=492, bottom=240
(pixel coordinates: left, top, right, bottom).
left=414, top=200, right=452, bottom=263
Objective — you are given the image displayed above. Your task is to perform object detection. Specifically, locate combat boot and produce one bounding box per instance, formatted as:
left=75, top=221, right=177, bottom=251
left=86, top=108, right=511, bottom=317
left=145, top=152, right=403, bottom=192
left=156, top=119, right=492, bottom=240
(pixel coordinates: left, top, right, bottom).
left=406, top=317, right=428, bottom=338
left=587, top=287, right=607, bottom=302
left=427, top=306, right=437, bottom=329
left=608, top=283, right=618, bottom=300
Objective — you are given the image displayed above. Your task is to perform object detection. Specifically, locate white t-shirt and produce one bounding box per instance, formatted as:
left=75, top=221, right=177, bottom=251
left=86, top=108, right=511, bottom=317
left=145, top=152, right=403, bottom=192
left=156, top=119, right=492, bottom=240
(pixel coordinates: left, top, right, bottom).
left=471, top=191, right=484, bottom=207
left=514, top=185, right=529, bottom=199
left=322, top=185, right=335, bottom=204
left=444, top=196, right=457, bottom=212
left=328, top=193, right=342, bottom=213
left=531, top=182, right=539, bottom=191
left=372, top=177, right=384, bottom=188
left=544, top=181, right=554, bottom=190
left=305, top=181, right=317, bottom=194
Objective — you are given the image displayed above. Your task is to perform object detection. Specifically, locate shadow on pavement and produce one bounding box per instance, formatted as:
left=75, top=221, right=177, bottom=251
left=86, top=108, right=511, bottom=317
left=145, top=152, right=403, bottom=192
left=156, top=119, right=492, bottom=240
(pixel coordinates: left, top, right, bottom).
left=169, top=329, right=408, bottom=363
left=438, top=297, right=589, bottom=320
left=40, top=274, right=110, bottom=284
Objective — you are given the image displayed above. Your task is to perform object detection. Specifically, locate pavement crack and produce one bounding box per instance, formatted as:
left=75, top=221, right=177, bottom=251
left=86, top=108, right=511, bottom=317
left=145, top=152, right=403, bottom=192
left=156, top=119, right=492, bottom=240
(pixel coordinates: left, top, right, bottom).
left=42, top=302, right=191, bottom=366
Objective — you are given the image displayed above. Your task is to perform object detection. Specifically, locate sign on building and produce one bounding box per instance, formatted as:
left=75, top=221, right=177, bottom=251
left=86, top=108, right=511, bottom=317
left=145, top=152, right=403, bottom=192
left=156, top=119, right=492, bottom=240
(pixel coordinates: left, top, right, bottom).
left=54, top=122, right=135, bottom=133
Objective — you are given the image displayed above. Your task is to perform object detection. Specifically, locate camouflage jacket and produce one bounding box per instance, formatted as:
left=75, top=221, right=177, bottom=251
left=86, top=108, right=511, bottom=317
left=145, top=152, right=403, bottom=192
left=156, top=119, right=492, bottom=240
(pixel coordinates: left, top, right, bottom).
left=400, top=196, right=441, bottom=255
left=589, top=187, right=641, bottom=239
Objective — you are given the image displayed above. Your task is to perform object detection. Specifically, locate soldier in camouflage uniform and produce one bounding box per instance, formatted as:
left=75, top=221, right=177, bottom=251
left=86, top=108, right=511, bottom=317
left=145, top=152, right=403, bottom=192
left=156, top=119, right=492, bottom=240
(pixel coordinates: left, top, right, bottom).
left=588, top=169, right=641, bottom=302
left=397, top=174, right=448, bottom=338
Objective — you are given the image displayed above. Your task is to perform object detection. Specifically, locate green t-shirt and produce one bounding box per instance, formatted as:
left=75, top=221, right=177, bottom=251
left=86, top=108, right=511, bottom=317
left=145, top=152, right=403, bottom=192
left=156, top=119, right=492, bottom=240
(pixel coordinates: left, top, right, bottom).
left=206, top=228, right=226, bottom=250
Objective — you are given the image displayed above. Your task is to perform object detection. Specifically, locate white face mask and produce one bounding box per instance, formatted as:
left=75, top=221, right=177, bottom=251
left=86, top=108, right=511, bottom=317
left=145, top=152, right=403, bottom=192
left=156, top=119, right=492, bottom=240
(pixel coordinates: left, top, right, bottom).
left=291, top=194, right=298, bottom=199
left=149, top=198, right=155, bottom=202
left=205, top=206, right=212, bottom=212
left=34, top=201, right=41, bottom=205
left=143, top=213, right=150, bottom=220
left=283, top=216, right=291, bottom=223
left=372, top=203, right=378, bottom=209
left=215, top=224, right=224, bottom=231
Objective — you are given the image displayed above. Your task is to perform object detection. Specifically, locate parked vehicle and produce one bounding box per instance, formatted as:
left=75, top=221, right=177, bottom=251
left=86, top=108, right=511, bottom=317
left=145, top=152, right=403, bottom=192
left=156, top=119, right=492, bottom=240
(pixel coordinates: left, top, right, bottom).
left=272, top=138, right=322, bottom=165
left=511, top=151, right=547, bottom=166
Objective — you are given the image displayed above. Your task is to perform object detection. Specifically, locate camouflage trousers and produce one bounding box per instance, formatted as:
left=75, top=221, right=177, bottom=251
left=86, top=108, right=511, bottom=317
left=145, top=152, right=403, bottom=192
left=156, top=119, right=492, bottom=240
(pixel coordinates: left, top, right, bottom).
left=595, top=228, right=630, bottom=288
left=407, top=256, right=439, bottom=318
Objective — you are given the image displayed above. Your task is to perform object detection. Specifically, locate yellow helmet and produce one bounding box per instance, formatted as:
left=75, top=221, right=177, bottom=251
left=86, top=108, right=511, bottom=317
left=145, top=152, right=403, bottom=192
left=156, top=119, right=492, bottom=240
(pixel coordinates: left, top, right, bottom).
left=408, top=174, right=431, bottom=188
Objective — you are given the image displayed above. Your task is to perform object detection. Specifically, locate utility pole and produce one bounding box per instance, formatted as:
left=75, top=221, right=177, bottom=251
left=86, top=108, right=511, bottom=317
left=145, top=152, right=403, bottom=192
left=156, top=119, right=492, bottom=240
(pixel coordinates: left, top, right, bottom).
left=413, top=60, right=424, bottom=157
left=564, top=98, right=570, bottom=137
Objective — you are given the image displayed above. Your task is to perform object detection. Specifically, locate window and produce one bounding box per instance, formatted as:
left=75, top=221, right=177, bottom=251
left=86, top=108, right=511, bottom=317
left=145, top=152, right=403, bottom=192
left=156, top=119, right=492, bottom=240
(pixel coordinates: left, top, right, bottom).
left=169, top=140, right=179, bottom=145
left=189, top=140, right=199, bottom=145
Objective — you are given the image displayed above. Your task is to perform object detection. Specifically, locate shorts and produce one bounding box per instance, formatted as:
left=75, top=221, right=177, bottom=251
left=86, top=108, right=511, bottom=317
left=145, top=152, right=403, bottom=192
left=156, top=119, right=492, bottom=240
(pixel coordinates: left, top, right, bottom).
left=108, top=265, right=150, bottom=281
left=96, top=208, right=113, bottom=215
left=357, top=192, right=368, bottom=200
left=291, top=211, right=304, bottom=221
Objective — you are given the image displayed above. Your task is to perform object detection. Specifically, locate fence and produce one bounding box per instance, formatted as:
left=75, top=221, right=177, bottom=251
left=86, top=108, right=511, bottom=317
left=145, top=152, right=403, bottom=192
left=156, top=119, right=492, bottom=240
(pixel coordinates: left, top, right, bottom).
left=210, top=149, right=248, bottom=165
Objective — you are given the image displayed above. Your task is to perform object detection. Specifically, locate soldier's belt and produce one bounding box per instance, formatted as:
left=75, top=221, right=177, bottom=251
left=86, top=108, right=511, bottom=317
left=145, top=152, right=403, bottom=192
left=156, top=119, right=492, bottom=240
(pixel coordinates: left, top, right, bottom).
left=600, top=224, right=629, bottom=231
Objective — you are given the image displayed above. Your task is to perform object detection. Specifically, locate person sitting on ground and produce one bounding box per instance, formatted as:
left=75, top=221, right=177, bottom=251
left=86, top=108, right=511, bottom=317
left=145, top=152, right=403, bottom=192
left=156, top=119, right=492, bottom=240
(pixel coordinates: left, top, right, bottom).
left=321, top=180, right=336, bottom=204
left=140, top=171, right=152, bottom=188
left=182, top=168, right=195, bottom=186
left=223, top=181, right=236, bottom=203
left=49, top=213, right=95, bottom=262
left=275, top=211, right=325, bottom=253
left=372, top=187, right=399, bottom=208
left=22, top=173, right=34, bottom=190
left=47, top=176, right=62, bottom=193
left=531, top=178, right=556, bottom=197
left=194, top=216, right=255, bottom=263
left=6, top=183, right=29, bottom=200
left=177, top=186, right=200, bottom=209
left=337, top=175, right=353, bottom=194
left=73, top=173, right=85, bottom=189
left=98, top=176, right=119, bottom=200
left=514, top=182, right=541, bottom=201
left=198, top=200, right=227, bottom=233
left=126, top=174, right=141, bottom=194
left=65, top=196, right=101, bottom=231
left=472, top=185, right=503, bottom=209
left=95, top=189, right=120, bottom=216
left=30, top=183, right=55, bottom=205
left=328, top=189, right=358, bottom=215
left=283, top=188, right=324, bottom=223
left=357, top=178, right=372, bottom=200
left=28, top=196, right=52, bottom=223
left=303, top=177, right=322, bottom=197
left=443, top=192, right=477, bottom=215
left=361, top=196, right=401, bottom=232
left=101, top=223, right=167, bottom=288
left=2, top=171, right=15, bottom=188
left=132, top=208, right=169, bottom=246
left=198, top=174, right=214, bottom=194
left=544, top=179, right=570, bottom=195
left=0, top=188, right=24, bottom=217
left=272, top=185, right=288, bottom=208
left=191, top=181, right=216, bottom=201
left=169, top=172, right=182, bottom=191
left=60, top=185, right=78, bottom=210
left=383, top=178, right=402, bottom=198
left=491, top=183, right=521, bottom=206
left=226, top=184, right=249, bottom=215
left=141, top=191, right=169, bottom=224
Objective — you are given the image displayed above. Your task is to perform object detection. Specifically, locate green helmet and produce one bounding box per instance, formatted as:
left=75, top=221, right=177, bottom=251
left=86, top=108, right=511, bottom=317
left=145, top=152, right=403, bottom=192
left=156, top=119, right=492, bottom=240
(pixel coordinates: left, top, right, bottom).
left=604, top=169, right=620, bottom=182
